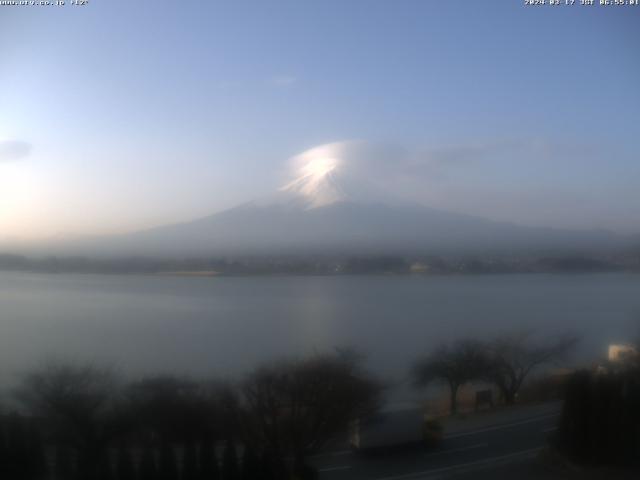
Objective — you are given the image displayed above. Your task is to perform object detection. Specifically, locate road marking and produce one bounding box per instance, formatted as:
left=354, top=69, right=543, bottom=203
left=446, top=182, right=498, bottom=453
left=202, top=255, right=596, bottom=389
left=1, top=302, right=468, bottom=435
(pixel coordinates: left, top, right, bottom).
left=424, top=442, right=488, bottom=458
left=311, top=449, right=352, bottom=459
left=444, top=412, right=559, bottom=439
left=317, top=443, right=488, bottom=473
left=372, top=447, right=542, bottom=480
left=318, top=465, right=352, bottom=472
left=329, top=450, right=352, bottom=456
left=314, top=408, right=560, bottom=459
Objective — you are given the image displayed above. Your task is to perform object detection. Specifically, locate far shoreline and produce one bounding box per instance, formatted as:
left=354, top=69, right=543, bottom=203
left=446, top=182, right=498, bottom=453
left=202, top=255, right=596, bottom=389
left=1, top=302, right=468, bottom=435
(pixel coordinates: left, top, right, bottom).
left=1, top=269, right=638, bottom=278
left=1, top=250, right=638, bottom=277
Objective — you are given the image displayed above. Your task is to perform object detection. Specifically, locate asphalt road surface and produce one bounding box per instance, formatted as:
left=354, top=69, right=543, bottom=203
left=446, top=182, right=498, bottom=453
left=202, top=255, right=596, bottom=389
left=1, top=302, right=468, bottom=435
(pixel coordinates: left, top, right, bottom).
left=312, top=402, right=562, bottom=480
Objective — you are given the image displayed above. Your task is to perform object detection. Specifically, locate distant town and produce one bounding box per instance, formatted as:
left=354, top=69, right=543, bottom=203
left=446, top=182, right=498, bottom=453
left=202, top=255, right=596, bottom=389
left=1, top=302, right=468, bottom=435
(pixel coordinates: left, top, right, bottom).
left=1, top=250, right=639, bottom=276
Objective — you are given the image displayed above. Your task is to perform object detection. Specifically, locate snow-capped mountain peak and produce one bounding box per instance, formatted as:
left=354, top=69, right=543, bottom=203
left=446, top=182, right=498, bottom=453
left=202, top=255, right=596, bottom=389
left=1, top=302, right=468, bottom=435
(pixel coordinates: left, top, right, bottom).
left=273, top=141, right=400, bottom=209
left=279, top=169, right=347, bottom=209
left=41, top=141, right=627, bottom=257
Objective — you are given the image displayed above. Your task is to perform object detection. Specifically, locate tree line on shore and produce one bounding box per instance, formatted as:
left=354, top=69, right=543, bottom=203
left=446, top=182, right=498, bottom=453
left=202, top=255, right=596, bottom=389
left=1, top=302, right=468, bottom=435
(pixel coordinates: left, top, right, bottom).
left=412, top=332, right=640, bottom=466
left=0, top=350, right=380, bottom=480
left=412, top=332, right=579, bottom=414
left=1, top=252, right=636, bottom=276
left=2, top=331, right=639, bottom=479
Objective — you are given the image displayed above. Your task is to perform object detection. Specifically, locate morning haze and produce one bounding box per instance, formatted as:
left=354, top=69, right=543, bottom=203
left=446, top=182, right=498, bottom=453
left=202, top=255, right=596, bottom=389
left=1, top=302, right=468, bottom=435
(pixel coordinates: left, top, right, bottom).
left=1, top=1, right=639, bottom=245
left=1, top=2, right=640, bottom=479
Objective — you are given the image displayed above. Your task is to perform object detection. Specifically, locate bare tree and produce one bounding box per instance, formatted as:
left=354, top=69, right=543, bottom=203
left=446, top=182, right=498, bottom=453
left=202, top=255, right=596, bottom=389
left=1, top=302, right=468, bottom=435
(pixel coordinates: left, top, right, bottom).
left=240, top=351, right=381, bottom=471
left=125, top=375, right=221, bottom=442
left=484, top=332, right=578, bottom=405
left=16, top=361, right=122, bottom=477
left=413, top=340, right=489, bottom=415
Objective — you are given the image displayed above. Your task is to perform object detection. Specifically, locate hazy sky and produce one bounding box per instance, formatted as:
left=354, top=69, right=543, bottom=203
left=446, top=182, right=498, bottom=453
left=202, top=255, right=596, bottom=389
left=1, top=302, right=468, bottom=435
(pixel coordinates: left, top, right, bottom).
left=1, top=0, right=638, bottom=241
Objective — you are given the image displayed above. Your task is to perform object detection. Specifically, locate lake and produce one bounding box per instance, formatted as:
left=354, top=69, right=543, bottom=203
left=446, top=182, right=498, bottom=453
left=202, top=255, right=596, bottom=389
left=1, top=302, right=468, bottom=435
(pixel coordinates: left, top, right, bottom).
left=1, top=271, right=639, bottom=394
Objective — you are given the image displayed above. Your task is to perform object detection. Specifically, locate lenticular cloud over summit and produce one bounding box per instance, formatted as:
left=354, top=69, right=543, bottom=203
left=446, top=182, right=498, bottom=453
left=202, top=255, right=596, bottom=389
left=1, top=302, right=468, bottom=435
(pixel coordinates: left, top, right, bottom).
left=41, top=140, right=628, bottom=257
left=277, top=141, right=408, bottom=209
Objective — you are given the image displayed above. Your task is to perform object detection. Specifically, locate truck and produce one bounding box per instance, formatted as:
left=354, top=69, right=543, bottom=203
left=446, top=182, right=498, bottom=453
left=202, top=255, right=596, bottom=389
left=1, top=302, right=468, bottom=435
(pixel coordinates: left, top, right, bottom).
left=349, top=406, right=442, bottom=453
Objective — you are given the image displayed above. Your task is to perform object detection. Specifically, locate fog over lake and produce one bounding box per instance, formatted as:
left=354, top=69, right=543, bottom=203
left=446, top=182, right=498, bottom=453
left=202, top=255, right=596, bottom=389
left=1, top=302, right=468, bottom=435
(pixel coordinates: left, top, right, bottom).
left=1, top=272, right=639, bottom=391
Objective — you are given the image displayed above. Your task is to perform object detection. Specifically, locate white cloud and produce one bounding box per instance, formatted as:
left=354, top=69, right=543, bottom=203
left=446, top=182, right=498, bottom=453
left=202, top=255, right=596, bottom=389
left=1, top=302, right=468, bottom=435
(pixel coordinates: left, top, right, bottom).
left=279, top=139, right=640, bottom=233
left=0, top=140, right=32, bottom=162
left=269, top=75, right=297, bottom=87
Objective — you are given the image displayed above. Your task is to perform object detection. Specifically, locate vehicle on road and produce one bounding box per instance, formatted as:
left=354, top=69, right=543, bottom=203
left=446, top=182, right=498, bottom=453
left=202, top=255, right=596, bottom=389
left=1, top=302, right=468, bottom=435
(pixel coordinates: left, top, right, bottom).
left=349, top=406, right=443, bottom=453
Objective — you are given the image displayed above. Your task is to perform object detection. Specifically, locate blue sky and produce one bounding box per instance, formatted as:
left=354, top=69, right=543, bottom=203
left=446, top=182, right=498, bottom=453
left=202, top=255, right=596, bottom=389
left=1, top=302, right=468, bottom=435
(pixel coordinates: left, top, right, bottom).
left=0, top=0, right=638, bottom=239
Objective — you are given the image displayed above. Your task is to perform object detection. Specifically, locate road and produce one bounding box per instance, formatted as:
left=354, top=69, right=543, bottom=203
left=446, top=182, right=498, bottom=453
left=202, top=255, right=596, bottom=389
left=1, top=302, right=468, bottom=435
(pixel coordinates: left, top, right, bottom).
left=312, top=401, right=561, bottom=480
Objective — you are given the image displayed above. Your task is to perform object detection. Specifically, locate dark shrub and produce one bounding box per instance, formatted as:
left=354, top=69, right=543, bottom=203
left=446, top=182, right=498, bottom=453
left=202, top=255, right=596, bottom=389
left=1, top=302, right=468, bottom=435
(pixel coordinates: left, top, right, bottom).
left=557, top=369, right=640, bottom=465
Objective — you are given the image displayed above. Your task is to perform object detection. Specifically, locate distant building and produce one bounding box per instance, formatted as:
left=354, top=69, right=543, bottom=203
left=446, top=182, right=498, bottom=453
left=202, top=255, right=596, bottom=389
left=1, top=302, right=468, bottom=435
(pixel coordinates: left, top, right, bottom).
left=409, top=262, right=428, bottom=273
left=608, top=344, right=638, bottom=362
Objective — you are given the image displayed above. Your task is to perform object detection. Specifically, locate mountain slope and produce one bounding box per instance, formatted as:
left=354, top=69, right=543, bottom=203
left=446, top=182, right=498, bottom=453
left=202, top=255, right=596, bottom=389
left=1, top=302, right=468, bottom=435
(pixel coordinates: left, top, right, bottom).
left=74, top=200, right=621, bottom=257
left=47, top=142, right=628, bottom=257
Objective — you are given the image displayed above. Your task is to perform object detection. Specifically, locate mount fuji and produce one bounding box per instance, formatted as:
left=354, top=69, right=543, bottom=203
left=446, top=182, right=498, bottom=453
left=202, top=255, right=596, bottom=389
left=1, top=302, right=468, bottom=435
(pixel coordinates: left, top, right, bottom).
left=60, top=142, right=624, bottom=257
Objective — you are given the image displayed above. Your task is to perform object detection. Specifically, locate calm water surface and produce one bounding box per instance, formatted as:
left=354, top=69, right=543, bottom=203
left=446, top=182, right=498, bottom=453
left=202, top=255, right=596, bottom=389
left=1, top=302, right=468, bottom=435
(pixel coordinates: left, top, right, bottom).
left=1, top=272, right=639, bottom=388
